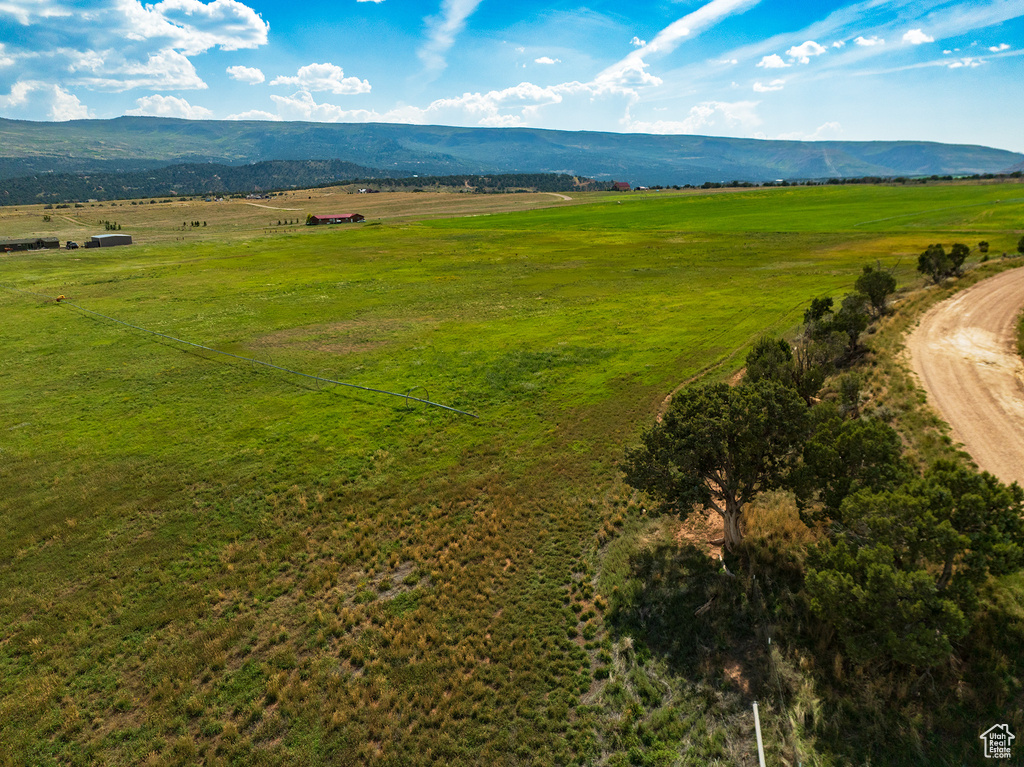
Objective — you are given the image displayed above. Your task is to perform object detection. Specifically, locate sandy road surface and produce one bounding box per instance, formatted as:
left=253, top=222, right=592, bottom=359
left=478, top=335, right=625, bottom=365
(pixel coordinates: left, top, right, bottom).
left=907, top=267, right=1024, bottom=486
left=244, top=202, right=303, bottom=211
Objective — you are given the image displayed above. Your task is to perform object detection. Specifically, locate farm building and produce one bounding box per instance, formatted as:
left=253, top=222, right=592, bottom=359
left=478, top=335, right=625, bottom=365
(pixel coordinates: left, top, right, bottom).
left=307, top=214, right=365, bottom=225
left=87, top=234, right=133, bottom=248
left=1, top=237, right=60, bottom=252
left=611, top=181, right=631, bottom=191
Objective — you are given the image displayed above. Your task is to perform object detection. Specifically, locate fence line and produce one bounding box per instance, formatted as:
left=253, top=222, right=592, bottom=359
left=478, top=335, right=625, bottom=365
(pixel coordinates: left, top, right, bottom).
left=2, top=284, right=478, bottom=419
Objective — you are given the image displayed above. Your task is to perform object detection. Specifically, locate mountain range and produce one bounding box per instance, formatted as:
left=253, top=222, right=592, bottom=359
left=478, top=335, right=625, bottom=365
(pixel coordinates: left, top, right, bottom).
left=1, top=116, right=1022, bottom=193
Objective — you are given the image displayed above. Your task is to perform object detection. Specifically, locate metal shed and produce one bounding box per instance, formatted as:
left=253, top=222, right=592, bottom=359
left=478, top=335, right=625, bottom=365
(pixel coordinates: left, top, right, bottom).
left=88, top=234, right=133, bottom=247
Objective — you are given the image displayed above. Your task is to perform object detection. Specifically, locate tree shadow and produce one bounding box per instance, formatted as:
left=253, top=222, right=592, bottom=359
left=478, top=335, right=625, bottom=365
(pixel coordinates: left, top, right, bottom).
left=608, top=540, right=768, bottom=697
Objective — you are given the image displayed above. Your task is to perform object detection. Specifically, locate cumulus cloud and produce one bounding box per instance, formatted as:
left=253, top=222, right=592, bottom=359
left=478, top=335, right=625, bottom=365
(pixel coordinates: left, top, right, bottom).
left=630, top=36, right=646, bottom=47
left=855, top=35, right=884, bottom=46
left=50, top=85, right=91, bottom=120
left=226, top=64, right=264, bottom=84
left=902, top=29, right=934, bottom=45
left=753, top=79, right=784, bottom=92
left=126, top=93, right=213, bottom=118
left=786, top=40, right=826, bottom=64
left=225, top=109, right=282, bottom=120
left=989, top=43, right=1010, bottom=52
left=270, top=63, right=370, bottom=95
left=832, top=40, right=845, bottom=48
left=593, top=56, right=663, bottom=94
left=418, top=0, right=486, bottom=74
left=270, top=90, right=357, bottom=121
left=0, top=81, right=91, bottom=120
left=370, top=79, right=625, bottom=128
left=948, top=57, right=983, bottom=69
left=627, top=100, right=762, bottom=135
left=72, top=49, right=207, bottom=92
left=534, top=56, right=561, bottom=65
left=0, top=0, right=270, bottom=106
left=119, top=0, right=269, bottom=56
left=757, top=54, right=788, bottom=68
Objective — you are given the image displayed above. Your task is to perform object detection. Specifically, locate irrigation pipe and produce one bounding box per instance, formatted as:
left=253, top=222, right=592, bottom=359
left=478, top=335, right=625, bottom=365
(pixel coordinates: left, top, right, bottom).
left=2, top=285, right=478, bottom=419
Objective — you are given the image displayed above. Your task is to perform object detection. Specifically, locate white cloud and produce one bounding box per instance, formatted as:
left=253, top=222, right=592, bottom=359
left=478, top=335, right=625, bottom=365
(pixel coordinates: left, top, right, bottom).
left=948, top=57, right=983, bottom=69
left=123, top=0, right=269, bottom=56
left=356, top=0, right=385, bottom=3
left=786, top=40, right=826, bottom=64
left=0, top=43, right=14, bottom=68
left=593, top=56, right=663, bottom=95
left=627, top=100, right=762, bottom=135
left=226, top=64, right=264, bottom=84
left=225, top=109, right=281, bottom=120
left=478, top=114, right=526, bottom=127
left=126, top=93, right=213, bottom=118
left=630, top=36, right=646, bottom=47
left=0, top=0, right=270, bottom=95
left=598, top=0, right=761, bottom=91
left=902, top=29, right=934, bottom=45
left=753, top=79, right=785, bottom=92
left=0, top=81, right=91, bottom=121
left=50, top=85, right=91, bottom=120
left=270, top=63, right=370, bottom=95
left=418, top=0, right=486, bottom=74
left=832, top=40, right=845, bottom=48
left=72, top=49, right=207, bottom=92
left=270, top=90, right=357, bottom=121
left=757, top=53, right=788, bottom=68
left=854, top=35, right=884, bottom=46
left=989, top=43, right=1010, bottom=52
left=0, top=82, right=32, bottom=109
left=775, top=121, right=843, bottom=141
left=534, top=56, right=561, bottom=65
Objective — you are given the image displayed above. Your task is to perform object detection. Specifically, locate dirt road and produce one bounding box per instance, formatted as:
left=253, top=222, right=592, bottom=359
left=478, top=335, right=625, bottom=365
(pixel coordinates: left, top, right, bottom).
left=907, top=266, right=1024, bottom=486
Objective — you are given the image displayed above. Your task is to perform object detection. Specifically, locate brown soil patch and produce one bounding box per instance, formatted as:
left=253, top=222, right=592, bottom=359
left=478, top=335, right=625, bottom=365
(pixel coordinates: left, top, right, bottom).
left=673, top=510, right=725, bottom=562
left=251, top=317, right=435, bottom=356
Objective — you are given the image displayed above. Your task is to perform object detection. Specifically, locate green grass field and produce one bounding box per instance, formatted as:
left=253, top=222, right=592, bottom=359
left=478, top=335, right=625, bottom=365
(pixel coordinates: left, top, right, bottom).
left=2, top=181, right=1022, bottom=765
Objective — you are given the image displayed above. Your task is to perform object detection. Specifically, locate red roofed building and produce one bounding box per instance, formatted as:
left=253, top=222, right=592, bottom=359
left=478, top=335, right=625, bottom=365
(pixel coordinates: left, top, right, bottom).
left=308, top=213, right=365, bottom=225
left=612, top=181, right=631, bottom=191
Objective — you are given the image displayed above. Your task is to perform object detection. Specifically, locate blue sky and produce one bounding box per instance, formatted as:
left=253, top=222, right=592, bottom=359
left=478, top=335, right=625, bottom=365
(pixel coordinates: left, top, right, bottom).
left=0, top=0, right=1022, bottom=151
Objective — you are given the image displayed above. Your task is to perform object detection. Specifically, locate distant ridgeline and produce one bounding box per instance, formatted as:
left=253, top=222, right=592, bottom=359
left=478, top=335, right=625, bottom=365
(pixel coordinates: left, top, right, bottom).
left=0, top=160, right=597, bottom=205
left=2, top=117, right=1023, bottom=193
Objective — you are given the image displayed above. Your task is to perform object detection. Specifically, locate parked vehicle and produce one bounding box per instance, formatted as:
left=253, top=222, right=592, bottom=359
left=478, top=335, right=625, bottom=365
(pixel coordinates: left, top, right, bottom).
left=66, top=241, right=79, bottom=249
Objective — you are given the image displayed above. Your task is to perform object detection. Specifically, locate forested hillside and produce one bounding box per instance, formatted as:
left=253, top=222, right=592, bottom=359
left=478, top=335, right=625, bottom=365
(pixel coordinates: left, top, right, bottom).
left=2, top=116, right=1021, bottom=188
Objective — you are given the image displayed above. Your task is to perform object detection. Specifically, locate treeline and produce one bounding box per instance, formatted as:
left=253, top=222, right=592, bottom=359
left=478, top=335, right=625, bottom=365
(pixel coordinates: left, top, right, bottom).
left=0, top=161, right=598, bottom=205
left=826, top=170, right=1024, bottom=185
left=640, top=170, right=1024, bottom=192
left=365, top=173, right=599, bottom=193
left=0, top=159, right=387, bottom=205
left=0, top=156, right=173, bottom=182
left=620, top=262, right=1024, bottom=760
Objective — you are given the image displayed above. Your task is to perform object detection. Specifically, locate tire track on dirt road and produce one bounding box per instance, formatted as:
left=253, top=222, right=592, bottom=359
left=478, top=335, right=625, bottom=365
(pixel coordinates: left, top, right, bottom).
left=907, top=266, right=1024, bottom=486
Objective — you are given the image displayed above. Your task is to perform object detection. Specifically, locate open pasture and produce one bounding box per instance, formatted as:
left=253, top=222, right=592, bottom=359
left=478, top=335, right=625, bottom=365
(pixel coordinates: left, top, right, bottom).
left=1, top=182, right=1022, bottom=765
left=0, top=187, right=595, bottom=246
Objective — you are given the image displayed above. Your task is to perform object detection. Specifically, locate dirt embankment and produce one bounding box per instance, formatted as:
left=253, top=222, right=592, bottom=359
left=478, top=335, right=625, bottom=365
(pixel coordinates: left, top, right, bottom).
left=907, top=267, right=1024, bottom=486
